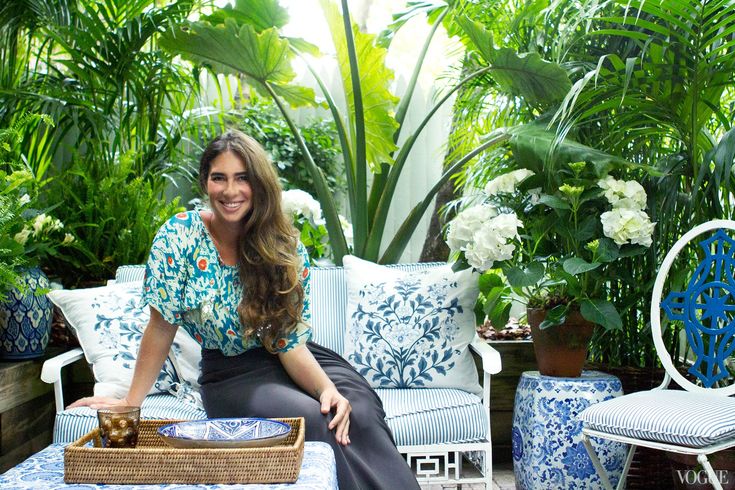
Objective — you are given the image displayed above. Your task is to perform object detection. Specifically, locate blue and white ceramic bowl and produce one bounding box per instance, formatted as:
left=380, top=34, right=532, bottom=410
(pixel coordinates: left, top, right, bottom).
left=158, top=418, right=291, bottom=449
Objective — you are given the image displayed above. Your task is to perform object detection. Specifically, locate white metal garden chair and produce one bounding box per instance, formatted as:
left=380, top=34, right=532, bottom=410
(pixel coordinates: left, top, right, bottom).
left=579, top=220, right=735, bottom=490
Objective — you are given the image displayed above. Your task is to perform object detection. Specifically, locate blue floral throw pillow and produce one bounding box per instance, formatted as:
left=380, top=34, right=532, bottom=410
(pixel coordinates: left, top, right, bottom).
left=48, top=283, right=182, bottom=398
left=343, top=256, right=482, bottom=394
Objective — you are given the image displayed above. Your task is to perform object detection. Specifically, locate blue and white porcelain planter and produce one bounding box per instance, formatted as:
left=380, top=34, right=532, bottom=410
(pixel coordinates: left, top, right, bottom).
left=0, top=267, right=52, bottom=360
left=512, top=370, right=626, bottom=490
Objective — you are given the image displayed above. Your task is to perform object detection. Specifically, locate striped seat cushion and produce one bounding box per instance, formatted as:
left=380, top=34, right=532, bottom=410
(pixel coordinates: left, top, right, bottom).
left=377, top=388, right=488, bottom=446
left=580, top=390, right=735, bottom=448
left=53, top=393, right=206, bottom=444
left=54, top=390, right=487, bottom=447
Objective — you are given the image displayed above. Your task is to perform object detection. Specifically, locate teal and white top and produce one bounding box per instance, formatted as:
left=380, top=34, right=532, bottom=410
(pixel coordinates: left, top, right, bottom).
left=141, top=210, right=312, bottom=355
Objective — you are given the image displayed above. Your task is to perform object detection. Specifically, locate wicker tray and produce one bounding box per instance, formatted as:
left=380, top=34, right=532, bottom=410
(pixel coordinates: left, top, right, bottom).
left=64, top=417, right=305, bottom=484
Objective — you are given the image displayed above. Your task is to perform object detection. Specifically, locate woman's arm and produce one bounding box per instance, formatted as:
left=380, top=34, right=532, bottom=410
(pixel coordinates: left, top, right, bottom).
left=67, top=307, right=178, bottom=409
left=278, top=345, right=352, bottom=446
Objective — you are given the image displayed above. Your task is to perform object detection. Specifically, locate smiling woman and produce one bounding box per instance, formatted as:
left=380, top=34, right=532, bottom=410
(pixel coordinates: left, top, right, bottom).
left=69, top=129, right=421, bottom=490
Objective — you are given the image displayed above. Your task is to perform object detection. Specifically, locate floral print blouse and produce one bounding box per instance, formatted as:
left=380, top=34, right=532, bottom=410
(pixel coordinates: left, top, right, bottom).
left=141, top=210, right=312, bottom=355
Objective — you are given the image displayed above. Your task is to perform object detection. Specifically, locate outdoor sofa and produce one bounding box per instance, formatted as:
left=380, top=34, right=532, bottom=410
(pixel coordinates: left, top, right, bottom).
left=42, top=261, right=501, bottom=487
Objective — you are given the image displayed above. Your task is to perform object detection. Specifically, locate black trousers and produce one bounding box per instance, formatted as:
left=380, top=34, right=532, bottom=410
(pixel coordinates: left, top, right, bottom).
left=199, top=341, right=420, bottom=490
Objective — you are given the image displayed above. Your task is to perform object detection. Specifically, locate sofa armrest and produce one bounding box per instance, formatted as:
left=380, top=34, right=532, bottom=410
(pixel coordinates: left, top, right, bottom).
left=41, top=347, right=85, bottom=413
left=469, top=336, right=502, bottom=375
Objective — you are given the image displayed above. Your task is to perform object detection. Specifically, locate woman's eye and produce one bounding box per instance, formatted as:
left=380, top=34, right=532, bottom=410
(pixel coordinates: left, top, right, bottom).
left=238, top=175, right=249, bottom=181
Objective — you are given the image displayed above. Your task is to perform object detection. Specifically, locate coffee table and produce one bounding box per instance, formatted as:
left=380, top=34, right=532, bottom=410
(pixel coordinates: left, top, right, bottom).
left=0, top=441, right=337, bottom=489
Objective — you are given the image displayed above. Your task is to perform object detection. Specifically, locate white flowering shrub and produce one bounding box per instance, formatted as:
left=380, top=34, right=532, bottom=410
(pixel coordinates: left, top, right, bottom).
left=446, top=161, right=657, bottom=332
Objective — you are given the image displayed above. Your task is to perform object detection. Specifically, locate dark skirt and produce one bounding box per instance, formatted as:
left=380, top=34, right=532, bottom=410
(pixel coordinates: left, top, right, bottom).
left=199, top=341, right=420, bottom=490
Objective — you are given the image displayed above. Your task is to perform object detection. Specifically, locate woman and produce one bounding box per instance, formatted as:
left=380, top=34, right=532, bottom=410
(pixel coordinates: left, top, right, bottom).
left=69, top=130, right=420, bottom=490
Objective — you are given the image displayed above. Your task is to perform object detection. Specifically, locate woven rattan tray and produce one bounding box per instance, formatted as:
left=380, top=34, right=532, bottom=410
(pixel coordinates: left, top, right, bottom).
left=64, top=417, right=305, bottom=484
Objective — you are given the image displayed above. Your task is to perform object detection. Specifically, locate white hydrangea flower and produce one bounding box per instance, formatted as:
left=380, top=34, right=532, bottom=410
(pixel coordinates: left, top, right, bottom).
left=597, top=175, right=647, bottom=210
left=14, top=227, right=31, bottom=245
left=281, top=189, right=324, bottom=225
left=600, top=208, right=655, bottom=247
left=465, top=214, right=524, bottom=270
left=484, top=169, right=535, bottom=196
left=449, top=206, right=523, bottom=272
left=447, top=204, right=499, bottom=252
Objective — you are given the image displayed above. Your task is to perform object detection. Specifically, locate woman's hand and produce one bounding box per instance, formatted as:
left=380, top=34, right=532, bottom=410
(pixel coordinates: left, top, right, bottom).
left=67, top=396, right=135, bottom=410
left=319, top=385, right=352, bottom=446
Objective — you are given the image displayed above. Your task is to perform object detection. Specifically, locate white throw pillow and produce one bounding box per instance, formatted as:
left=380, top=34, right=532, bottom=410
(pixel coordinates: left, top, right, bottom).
left=48, top=282, right=197, bottom=398
left=343, top=255, right=482, bottom=395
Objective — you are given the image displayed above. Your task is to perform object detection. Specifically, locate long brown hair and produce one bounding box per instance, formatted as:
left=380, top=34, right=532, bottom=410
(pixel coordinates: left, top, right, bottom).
left=199, top=129, right=304, bottom=352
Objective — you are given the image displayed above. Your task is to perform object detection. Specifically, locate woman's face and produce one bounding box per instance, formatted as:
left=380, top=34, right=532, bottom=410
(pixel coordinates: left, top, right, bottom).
left=206, top=150, right=253, bottom=226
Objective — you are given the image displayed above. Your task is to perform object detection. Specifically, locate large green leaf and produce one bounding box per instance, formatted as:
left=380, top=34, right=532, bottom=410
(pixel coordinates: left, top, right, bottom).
left=159, top=20, right=315, bottom=108
left=456, top=16, right=571, bottom=105
left=320, top=0, right=398, bottom=172
left=563, top=257, right=601, bottom=275
left=580, top=298, right=622, bottom=331
left=509, top=124, right=643, bottom=176
left=204, top=0, right=290, bottom=32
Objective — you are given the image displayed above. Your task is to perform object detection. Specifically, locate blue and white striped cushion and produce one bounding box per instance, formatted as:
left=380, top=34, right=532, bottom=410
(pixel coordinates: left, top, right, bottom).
left=53, top=393, right=206, bottom=444
left=377, top=388, right=488, bottom=446
left=114, top=265, right=146, bottom=283
left=580, top=390, right=735, bottom=448
left=310, top=263, right=442, bottom=356
left=54, top=390, right=488, bottom=448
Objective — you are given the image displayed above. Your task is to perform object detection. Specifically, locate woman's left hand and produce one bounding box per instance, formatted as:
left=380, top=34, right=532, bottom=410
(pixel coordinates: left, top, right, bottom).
left=319, top=385, right=351, bottom=446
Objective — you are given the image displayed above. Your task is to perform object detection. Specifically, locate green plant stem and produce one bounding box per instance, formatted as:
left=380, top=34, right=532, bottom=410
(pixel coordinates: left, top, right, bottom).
left=264, top=81, right=349, bottom=263
left=365, top=65, right=496, bottom=260
left=379, top=130, right=510, bottom=263
left=340, top=0, right=367, bottom=257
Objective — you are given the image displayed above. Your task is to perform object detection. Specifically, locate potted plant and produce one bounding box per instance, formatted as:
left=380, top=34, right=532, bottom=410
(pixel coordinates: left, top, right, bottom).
left=0, top=121, right=76, bottom=359
left=446, top=157, right=655, bottom=377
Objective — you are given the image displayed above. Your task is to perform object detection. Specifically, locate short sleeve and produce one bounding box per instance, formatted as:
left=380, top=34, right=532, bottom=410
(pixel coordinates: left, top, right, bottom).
left=141, top=215, right=193, bottom=325
left=269, top=242, right=312, bottom=353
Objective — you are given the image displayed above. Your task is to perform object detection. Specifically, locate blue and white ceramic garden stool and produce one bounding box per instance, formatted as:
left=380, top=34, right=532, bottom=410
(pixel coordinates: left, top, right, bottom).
left=512, top=370, right=626, bottom=490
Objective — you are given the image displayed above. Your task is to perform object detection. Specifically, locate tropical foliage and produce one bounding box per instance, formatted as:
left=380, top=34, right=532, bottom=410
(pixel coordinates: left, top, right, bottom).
left=0, top=0, right=200, bottom=284
left=159, top=0, right=571, bottom=264
left=452, top=0, right=735, bottom=367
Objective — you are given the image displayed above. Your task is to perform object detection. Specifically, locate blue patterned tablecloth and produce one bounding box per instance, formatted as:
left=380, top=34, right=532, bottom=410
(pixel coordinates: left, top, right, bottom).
left=0, top=442, right=338, bottom=490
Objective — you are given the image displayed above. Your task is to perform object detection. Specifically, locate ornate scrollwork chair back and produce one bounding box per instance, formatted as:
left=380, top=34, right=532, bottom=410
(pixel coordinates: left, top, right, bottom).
left=579, top=220, right=735, bottom=490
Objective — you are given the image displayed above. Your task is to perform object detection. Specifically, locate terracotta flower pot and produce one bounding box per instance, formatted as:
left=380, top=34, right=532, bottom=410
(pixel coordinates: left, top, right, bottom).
left=527, top=307, right=595, bottom=377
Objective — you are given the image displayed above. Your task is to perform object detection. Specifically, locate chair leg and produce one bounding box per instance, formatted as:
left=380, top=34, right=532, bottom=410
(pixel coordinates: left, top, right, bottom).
left=581, top=433, right=614, bottom=490
left=697, top=454, right=724, bottom=490
left=618, top=444, right=637, bottom=490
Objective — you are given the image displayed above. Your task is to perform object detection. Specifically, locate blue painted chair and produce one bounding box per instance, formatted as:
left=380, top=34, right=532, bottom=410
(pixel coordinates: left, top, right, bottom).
left=579, top=220, right=735, bottom=490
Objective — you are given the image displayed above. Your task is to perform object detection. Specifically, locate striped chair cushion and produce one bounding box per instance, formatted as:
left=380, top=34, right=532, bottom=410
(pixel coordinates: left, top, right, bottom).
left=53, top=393, right=206, bottom=444
left=309, top=263, right=442, bottom=356
left=378, top=388, right=488, bottom=446
left=580, top=390, right=735, bottom=448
